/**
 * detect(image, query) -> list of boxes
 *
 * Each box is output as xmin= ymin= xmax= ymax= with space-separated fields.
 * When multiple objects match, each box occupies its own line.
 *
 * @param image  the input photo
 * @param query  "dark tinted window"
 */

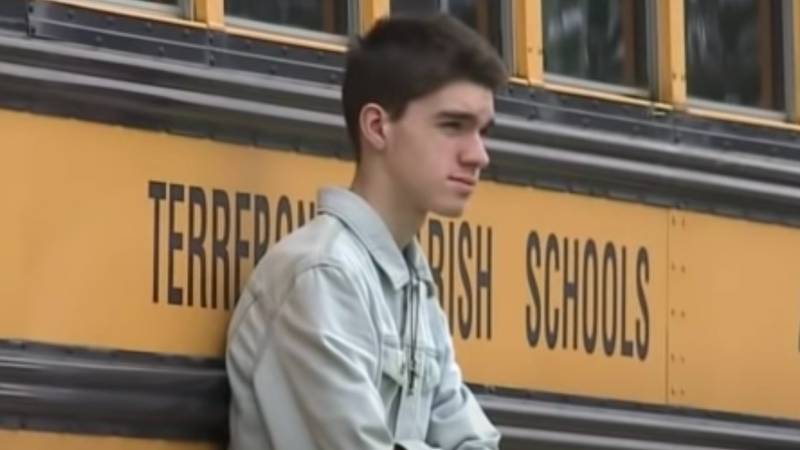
xmin=390 ymin=0 xmax=505 ymax=54
xmin=542 ymin=0 xmax=649 ymax=88
xmin=225 ymin=0 xmax=351 ymax=35
xmin=684 ymin=0 xmax=784 ymax=110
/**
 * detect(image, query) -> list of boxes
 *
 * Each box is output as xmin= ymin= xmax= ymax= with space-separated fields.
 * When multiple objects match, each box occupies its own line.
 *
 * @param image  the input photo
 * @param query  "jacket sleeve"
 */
xmin=251 ymin=262 xmax=396 ymax=450
xmin=422 ymin=307 xmax=501 ymax=450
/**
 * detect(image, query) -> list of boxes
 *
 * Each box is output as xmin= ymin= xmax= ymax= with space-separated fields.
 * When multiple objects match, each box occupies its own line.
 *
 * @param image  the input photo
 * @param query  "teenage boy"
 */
xmin=227 ymin=11 xmax=508 ymax=450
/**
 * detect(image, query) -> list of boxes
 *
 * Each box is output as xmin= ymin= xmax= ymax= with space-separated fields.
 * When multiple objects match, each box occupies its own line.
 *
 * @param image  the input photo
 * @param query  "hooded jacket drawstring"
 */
xmin=402 ymin=265 xmax=421 ymax=395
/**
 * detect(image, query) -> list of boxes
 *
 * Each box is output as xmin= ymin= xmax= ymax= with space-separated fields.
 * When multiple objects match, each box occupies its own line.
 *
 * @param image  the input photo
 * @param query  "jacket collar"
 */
xmin=317 ymin=186 xmax=433 ymax=290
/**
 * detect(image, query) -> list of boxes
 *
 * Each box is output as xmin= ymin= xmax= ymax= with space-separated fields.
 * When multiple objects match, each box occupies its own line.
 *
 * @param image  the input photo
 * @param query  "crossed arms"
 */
xmin=249 ymin=263 xmax=500 ymax=450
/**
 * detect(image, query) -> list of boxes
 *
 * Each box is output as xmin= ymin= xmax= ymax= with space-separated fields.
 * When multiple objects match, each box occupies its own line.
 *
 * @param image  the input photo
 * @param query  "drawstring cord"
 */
xmin=402 ymin=266 xmax=421 ymax=395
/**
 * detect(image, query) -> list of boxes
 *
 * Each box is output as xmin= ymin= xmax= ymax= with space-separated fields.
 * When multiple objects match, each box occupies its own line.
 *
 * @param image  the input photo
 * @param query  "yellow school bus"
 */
xmin=4 ymin=0 xmax=800 ymax=449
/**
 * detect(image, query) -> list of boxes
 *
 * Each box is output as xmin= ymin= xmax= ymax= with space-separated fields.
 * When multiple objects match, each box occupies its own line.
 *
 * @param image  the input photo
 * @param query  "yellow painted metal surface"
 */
xmin=6 ymin=109 xmax=800 ymax=420
xmin=0 ymin=430 xmax=217 ymax=450
xmin=438 ymin=183 xmax=669 ymax=403
xmin=668 ymin=211 xmax=800 ymax=421
xmin=0 ymin=110 xmax=669 ymax=405
xmin=0 ymin=112 xmax=351 ymax=357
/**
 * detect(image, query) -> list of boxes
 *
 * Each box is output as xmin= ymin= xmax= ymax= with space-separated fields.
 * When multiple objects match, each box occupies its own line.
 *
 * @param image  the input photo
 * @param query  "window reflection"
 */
xmin=390 ymin=0 xmax=505 ymax=53
xmin=542 ymin=0 xmax=649 ymax=88
xmin=684 ymin=0 xmax=784 ymax=110
xmin=390 ymin=0 xmax=437 ymax=14
xmin=138 ymin=0 xmax=178 ymax=6
xmin=225 ymin=0 xmax=351 ymax=35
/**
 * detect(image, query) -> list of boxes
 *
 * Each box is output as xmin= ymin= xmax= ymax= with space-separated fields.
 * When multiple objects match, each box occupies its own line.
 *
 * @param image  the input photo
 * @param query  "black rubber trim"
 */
xmin=0 ymin=340 xmax=228 ymax=441
xmin=3 ymin=34 xmax=800 ymax=228
xmin=6 ymin=0 xmax=800 ymax=165
xmin=4 ymin=4 xmax=800 ymax=226
xmin=0 ymin=0 xmax=27 ymax=34
xmin=3 ymin=339 xmax=800 ymax=449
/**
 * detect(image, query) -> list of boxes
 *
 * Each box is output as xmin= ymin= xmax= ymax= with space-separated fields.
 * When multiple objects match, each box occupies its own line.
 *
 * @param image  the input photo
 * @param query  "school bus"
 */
xmin=4 ymin=0 xmax=800 ymax=448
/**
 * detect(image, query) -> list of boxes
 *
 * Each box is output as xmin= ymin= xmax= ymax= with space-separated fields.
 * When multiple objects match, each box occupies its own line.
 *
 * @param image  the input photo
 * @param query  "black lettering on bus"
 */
xmin=212 ymin=189 xmax=231 ymax=310
xmin=476 ymin=224 xmax=492 ymax=339
xmin=582 ymin=239 xmax=598 ymax=354
xmin=254 ymin=195 xmax=270 ymax=263
xmin=149 ymin=181 xmax=317 ymax=311
xmin=457 ymin=222 xmax=473 ymax=339
xmin=601 ymin=243 xmax=618 ymax=357
xmin=296 ymin=197 xmax=314 ymax=228
xmin=525 ymin=231 xmax=541 ymax=347
xmin=428 ymin=218 xmax=445 ymax=325
xmin=167 ymin=184 xmax=184 ymax=307
xmin=636 ymin=248 xmax=650 ymax=360
xmin=276 ymin=195 xmax=292 ymax=242
xmin=544 ymin=234 xmax=559 ymax=349
xmin=188 ymin=186 xmax=207 ymax=308
xmin=620 ymin=247 xmax=634 ymax=358
xmin=425 ymin=218 xmax=492 ymax=340
xmin=525 ymin=231 xmax=651 ymax=361
xmin=234 ymin=192 xmax=251 ymax=303
xmin=563 ymin=237 xmax=579 ymax=351
xmin=148 ymin=181 xmax=166 ymax=304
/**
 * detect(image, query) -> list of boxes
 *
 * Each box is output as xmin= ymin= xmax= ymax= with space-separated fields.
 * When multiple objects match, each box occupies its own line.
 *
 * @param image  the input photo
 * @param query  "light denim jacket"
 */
xmin=226 ymin=186 xmax=500 ymax=450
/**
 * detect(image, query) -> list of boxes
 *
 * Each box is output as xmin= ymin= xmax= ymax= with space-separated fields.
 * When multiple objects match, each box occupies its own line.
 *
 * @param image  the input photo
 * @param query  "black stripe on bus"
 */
xmin=2 ymin=30 xmax=800 ymax=229
xmin=3 ymin=0 xmax=800 ymax=168
xmin=0 ymin=339 xmax=228 ymax=441
xmin=1 ymin=338 xmax=800 ymax=449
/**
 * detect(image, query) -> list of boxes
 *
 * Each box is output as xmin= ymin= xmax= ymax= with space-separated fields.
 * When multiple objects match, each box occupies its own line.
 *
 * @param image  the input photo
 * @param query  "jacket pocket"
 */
xmin=381 ymin=344 xmax=406 ymax=384
xmin=379 ymin=340 xmax=407 ymax=403
xmin=419 ymin=352 xmax=441 ymax=395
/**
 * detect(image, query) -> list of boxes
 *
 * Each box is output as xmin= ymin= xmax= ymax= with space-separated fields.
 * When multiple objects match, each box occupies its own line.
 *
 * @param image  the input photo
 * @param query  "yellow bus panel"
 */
xmin=0 ymin=430 xmax=216 ymax=450
xmin=0 ymin=112 xmax=352 ymax=357
xmin=442 ymin=181 xmax=668 ymax=403
xmin=668 ymin=210 xmax=800 ymax=421
xmin=0 ymin=109 xmax=669 ymax=405
xmin=0 ymin=139 xmax=33 ymax=332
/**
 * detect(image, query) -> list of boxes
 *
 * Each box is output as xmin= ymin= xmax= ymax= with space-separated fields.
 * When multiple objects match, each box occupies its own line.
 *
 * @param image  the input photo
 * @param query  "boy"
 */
xmin=227 ymin=11 xmax=508 ymax=450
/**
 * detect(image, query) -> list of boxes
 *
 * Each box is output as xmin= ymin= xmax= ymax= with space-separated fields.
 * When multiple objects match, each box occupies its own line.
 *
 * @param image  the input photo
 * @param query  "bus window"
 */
xmin=390 ymin=0 xmax=506 ymax=56
xmin=225 ymin=0 xmax=352 ymax=36
xmin=542 ymin=0 xmax=651 ymax=90
xmin=684 ymin=0 xmax=785 ymax=111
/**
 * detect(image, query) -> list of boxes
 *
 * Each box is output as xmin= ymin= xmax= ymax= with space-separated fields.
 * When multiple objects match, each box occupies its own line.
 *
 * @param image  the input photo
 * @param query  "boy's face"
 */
xmin=383 ymin=80 xmax=495 ymax=218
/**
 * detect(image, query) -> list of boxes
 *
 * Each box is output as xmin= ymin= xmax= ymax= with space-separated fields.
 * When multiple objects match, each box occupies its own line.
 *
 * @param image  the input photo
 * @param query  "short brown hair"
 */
xmin=341 ymin=12 xmax=508 ymax=161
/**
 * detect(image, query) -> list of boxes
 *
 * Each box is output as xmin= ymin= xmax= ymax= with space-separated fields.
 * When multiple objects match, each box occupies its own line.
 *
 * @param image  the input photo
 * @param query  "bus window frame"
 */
xmin=783 ymin=0 xmax=799 ymax=123
xmin=100 ymin=0 xmax=184 ymax=16
xmin=512 ymin=0 xmax=542 ymax=84
xmin=538 ymin=0 xmax=658 ymax=100
xmin=43 ymin=0 xmax=206 ymax=27
xmin=193 ymin=0 xmax=222 ymax=26
xmin=497 ymin=0 xmax=514 ymax=71
xmin=52 ymin=0 xmax=188 ymax=20
xmin=223 ymin=0 xmax=359 ymax=48
xmin=682 ymin=0 xmax=794 ymax=120
xmin=652 ymin=0 xmax=683 ymax=104
xmin=360 ymin=0 xmax=389 ymax=34
xmin=412 ymin=0 xmax=514 ymax=69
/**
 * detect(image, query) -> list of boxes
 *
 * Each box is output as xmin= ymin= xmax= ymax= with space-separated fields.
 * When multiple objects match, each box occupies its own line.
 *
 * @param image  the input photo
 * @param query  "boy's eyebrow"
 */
xmin=435 ymin=110 xmax=476 ymax=121
xmin=435 ymin=110 xmax=495 ymax=127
